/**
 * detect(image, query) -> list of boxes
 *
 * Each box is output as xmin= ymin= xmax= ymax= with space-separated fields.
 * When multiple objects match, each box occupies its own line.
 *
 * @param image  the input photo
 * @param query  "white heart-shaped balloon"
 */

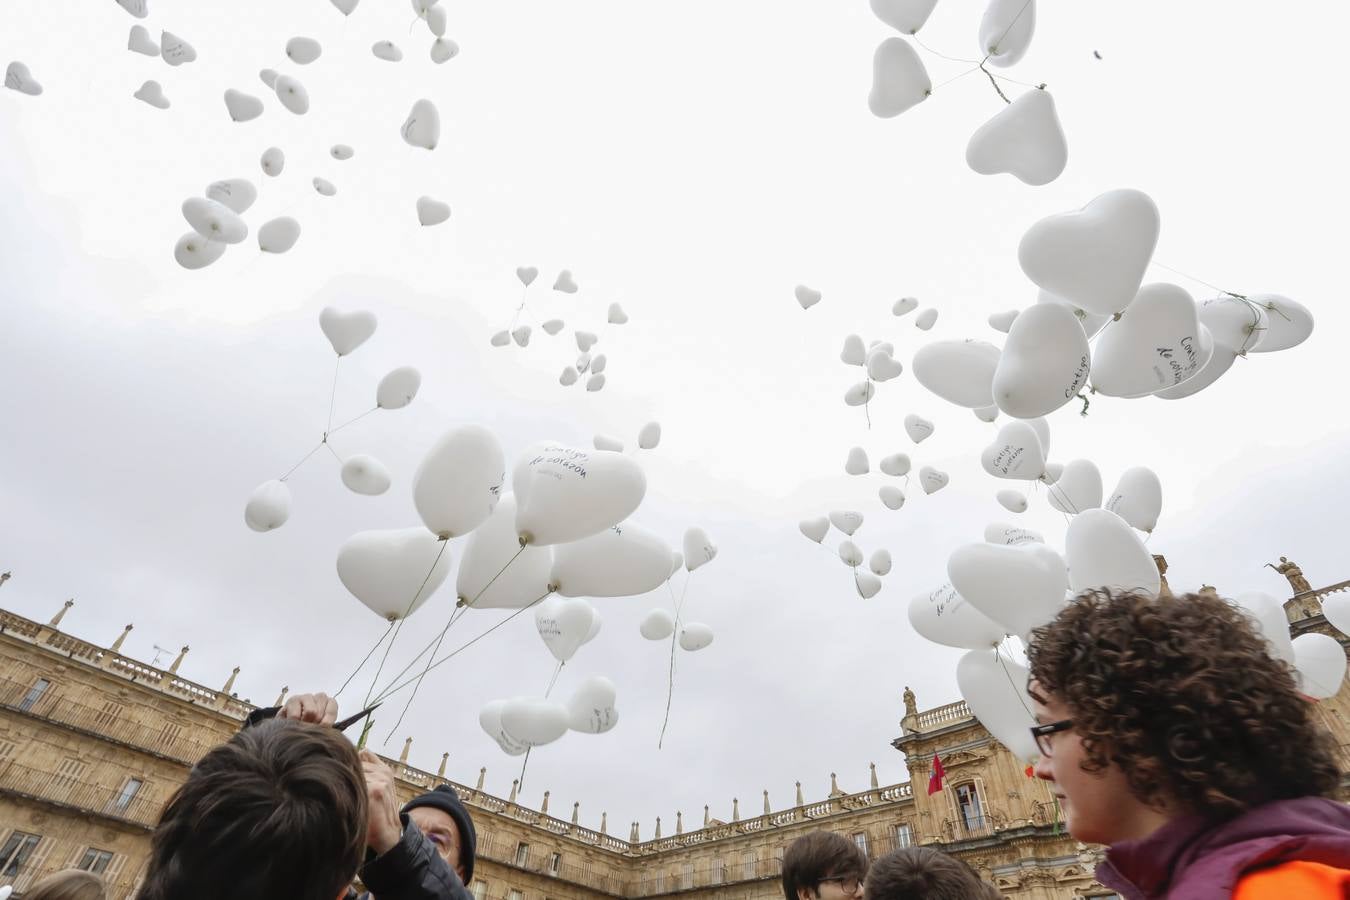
xmin=402 ymin=98 xmax=439 ymax=149
xmin=870 ymin=0 xmax=938 ymax=34
xmin=551 ymin=523 xmax=670 ymax=598
xmin=795 ymin=285 xmax=822 ymax=309
xmin=879 ymin=485 xmax=906 ymax=510
xmin=373 ymin=40 xmax=404 ymax=62
xmin=957 ymin=650 xmax=1039 ymax=762
xmin=259 ymin=68 xmax=279 ymax=89
xmin=258 ymin=217 xmax=300 ymax=253
xmin=913 ymin=340 xmax=1001 ymax=408
xmin=576 ymin=331 xmax=598 ymax=351
xmin=274 ymin=75 xmax=309 ymax=115
xmin=997 ymin=490 xmax=1027 ymax=513
xmin=993 ymin=302 xmax=1090 ymax=417
xmin=844 ymin=381 xmax=876 ymax=407
xmin=949 ymin=542 xmax=1067 ymax=636
xmin=903 ymin=414 xmax=934 ymax=443
xmin=183 ymin=197 xmax=247 ymax=244
xmin=870 ymin=549 xmax=892 ymax=576
xmin=336 ymin=527 xmax=452 ymax=620
xmin=840 ymin=334 xmax=866 ymax=366
xmin=1153 ymin=346 xmax=1234 ymax=400
xmin=607 ymin=303 xmax=629 ymax=325
xmin=1104 ymin=466 xmax=1161 ymax=533
xmin=559 ymin=366 xmax=578 ymax=385
xmin=683 ymin=527 xmax=717 ymax=572
xmin=286 ymin=36 xmax=322 ymax=64
xmin=799 ymin=517 xmax=830 ymax=543
xmin=340 ymin=454 xmax=391 ymax=495
xmin=866 ymin=347 xmax=904 ymax=381
xmin=135 ymin=80 xmax=170 ymax=109
xmin=1037 ymin=290 xmax=1111 ymax=338
xmin=974 ymin=405 xmax=999 ymax=423
xmin=413 ymin=425 xmax=505 ymax=539
xmin=966 ymin=88 xmax=1065 ymax=185
xmin=1046 ymin=458 xmax=1102 ymax=514
xmin=128 ymin=25 xmax=159 ymax=56
xmin=568 ymin=675 xmax=620 ymax=734
xmin=479 ymin=700 xmax=529 ymax=756
xmin=427 ymin=5 xmax=448 ymax=36
xmin=855 ymin=571 xmax=883 ymax=599
xmin=1092 ymin=283 xmax=1212 ymax=397
xmin=978 ymin=0 xmax=1036 ymax=67
xmin=838 ymin=541 xmax=864 ymax=568
xmin=829 ymin=510 xmax=863 ymax=535
xmin=534 ymin=595 xmax=595 ymax=663
xmin=173 ymin=232 xmax=224 ymax=269
xmin=987 ymin=309 xmax=1020 ymax=333
xmin=500 ymin=698 xmax=569 ymax=747
xmin=893 ymin=297 xmax=919 ymax=317
xmin=1018 ymin=189 xmax=1160 ymax=316
xmin=845 ymin=447 xmax=869 ymax=476
xmin=319 ymin=307 xmax=377 ymax=356
xmin=116 ymin=0 xmax=148 ymax=18
xmin=586 ymin=373 xmax=606 ymax=392
xmin=590 ymin=354 xmax=608 ymax=375
xmin=919 ymin=466 xmax=949 ymax=495
xmin=880 ymin=453 xmax=911 ymax=476
xmin=313 ymin=177 xmax=337 ymax=197
xmin=331 ymin=0 xmax=359 ymax=15
xmin=417 ymin=196 xmax=451 ymax=226
xmin=512 ymin=325 xmax=532 ymax=347
xmin=1041 ymin=462 xmax=1063 ymax=484
xmin=260 ymin=147 xmax=285 ymax=177
xmin=377 ymin=366 xmax=421 ymax=410
xmin=1292 ymin=633 xmax=1346 ymax=699
xmin=456 ymin=494 xmax=552 ymax=609
xmin=245 ymin=480 xmax=291 ymax=531
xmin=915 ymin=308 xmax=939 ymax=330
xmin=908 ymin=583 xmax=1005 ymax=650
xmin=1199 ymin=296 xmax=1267 ymax=354
xmin=984 ymin=522 xmax=1043 ymax=546
xmin=1065 ymin=508 xmax=1160 ymax=598
xmin=1323 ymin=593 xmax=1350 ymax=637
xmin=1235 ymin=591 xmax=1296 ymax=668
xmin=161 ymin=32 xmax=197 ymax=66
xmin=638 ymin=422 xmax=661 ymax=450
xmin=869 ymin=38 xmax=931 ymax=118
xmin=554 ymin=270 xmax=579 ymax=293
xmin=640 ymin=608 xmax=676 ymax=641
xmin=679 ymin=623 xmax=714 ymax=652
xmin=541 ymin=319 xmax=565 ymax=336
xmin=516 ymin=266 xmax=538 ymax=286
xmin=206 ymin=179 xmax=257 ymax=215
xmin=980 ymin=420 xmax=1047 ymax=481
xmin=1247 ymin=293 xmax=1314 ymax=353
xmin=593 ymin=435 xmax=624 ymax=453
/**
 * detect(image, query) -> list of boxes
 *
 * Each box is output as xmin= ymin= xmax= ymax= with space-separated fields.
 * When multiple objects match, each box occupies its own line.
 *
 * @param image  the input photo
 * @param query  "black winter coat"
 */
xmin=347 ymin=815 xmax=474 ymax=900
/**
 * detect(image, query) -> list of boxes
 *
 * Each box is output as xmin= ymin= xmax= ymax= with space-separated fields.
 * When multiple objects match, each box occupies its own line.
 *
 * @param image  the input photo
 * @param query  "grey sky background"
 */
xmin=3 ymin=1 xmax=1349 ymax=830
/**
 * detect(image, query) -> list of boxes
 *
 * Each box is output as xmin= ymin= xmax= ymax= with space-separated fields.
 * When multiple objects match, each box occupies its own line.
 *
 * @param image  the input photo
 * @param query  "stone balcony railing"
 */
xmin=0 ymin=759 xmax=162 ymax=829
xmin=911 ymin=699 xmax=972 ymax=732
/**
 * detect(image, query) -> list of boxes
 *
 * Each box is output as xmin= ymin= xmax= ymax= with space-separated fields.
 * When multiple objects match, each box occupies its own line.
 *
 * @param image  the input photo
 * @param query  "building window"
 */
xmin=852 ymin=831 xmax=869 ymax=856
xmin=111 ymin=778 xmax=143 ymax=814
xmin=19 ymin=678 xmax=50 ymax=712
xmin=470 ymin=882 xmax=486 ymax=900
xmin=893 ymin=822 xmax=913 ymax=849
xmin=78 ymin=848 xmax=115 ymax=874
xmin=711 ymin=857 xmax=724 ymax=884
xmin=741 ymin=850 xmax=756 ymax=880
xmin=514 ymin=842 xmax=529 ymax=867
xmin=507 ymin=890 xmax=524 ymax=900
xmin=547 ymin=851 xmax=561 ymax=875
xmin=681 ymin=861 xmax=693 ymax=889
xmin=956 ymin=783 xmax=985 ymax=833
xmin=0 ymin=831 xmax=41 ymax=877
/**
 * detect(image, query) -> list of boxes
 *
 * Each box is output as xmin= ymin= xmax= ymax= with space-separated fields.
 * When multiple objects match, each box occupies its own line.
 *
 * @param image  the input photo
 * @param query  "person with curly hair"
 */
xmin=1026 ymin=587 xmax=1350 ymax=899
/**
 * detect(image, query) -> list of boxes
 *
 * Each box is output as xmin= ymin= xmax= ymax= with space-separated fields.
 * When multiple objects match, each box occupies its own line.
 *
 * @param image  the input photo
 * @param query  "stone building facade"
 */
xmin=3 ymin=576 xmax=1348 ymax=899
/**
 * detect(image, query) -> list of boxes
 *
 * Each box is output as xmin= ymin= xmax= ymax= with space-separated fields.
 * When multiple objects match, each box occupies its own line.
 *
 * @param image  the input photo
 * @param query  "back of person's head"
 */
xmin=140 ymin=717 xmax=367 ymax=900
xmin=1027 ymin=588 xmax=1341 ymax=819
xmin=23 ymin=870 xmax=105 ymax=900
xmin=781 ymin=830 xmax=868 ymax=900
xmin=864 ymin=847 xmax=991 ymax=900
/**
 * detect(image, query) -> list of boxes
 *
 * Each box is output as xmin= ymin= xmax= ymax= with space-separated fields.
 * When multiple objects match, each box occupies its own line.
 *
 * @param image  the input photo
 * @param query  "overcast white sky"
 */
xmin=3 ymin=0 xmax=1349 ymax=832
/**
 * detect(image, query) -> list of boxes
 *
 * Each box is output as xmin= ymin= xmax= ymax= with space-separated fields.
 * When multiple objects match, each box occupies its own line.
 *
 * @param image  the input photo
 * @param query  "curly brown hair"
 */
xmin=1027 ymin=588 xmax=1341 ymax=819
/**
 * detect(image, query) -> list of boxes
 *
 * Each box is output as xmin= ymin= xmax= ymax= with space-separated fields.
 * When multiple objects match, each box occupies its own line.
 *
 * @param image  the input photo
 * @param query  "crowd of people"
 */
xmin=11 ymin=588 xmax=1350 ymax=899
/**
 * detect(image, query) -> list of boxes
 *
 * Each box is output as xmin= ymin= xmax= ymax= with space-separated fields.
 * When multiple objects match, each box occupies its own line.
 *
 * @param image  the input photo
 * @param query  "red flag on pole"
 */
xmin=927 ymin=754 xmax=946 ymax=795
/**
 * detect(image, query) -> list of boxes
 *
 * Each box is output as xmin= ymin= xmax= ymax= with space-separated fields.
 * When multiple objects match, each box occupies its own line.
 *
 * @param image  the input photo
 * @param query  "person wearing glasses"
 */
xmin=781 ymin=830 xmax=868 ymax=900
xmin=1027 ymin=588 xmax=1350 ymax=899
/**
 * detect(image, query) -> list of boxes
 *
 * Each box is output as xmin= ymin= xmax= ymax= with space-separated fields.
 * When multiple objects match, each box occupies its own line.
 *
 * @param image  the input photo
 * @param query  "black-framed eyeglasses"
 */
xmin=819 ymin=874 xmax=863 ymax=894
xmin=1029 ymin=719 xmax=1074 ymax=756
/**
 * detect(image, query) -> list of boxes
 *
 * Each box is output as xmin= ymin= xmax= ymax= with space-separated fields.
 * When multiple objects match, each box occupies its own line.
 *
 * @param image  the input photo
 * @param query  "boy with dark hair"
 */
xmin=781 ymin=830 xmax=868 ymax=900
xmin=139 ymin=717 xmax=367 ymax=900
xmin=864 ymin=846 xmax=997 ymax=899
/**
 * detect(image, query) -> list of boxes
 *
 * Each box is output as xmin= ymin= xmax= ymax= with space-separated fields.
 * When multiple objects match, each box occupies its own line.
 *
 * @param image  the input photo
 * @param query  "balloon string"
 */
xmin=333 ymin=619 xmax=397 ymax=699
xmin=324 ymin=442 xmax=344 ymax=466
xmin=326 ymin=356 xmax=342 ymax=434
xmin=911 ymin=34 xmax=980 ymax=65
xmin=994 ymin=646 xmax=1036 ymax=720
xmin=931 ymin=65 xmax=982 ymax=93
xmin=363 ymin=539 xmax=452 ymax=709
xmin=543 ymin=660 xmax=564 ymax=699
xmin=380 ymin=604 xmax=468 ymax=742
xmin=863 ymin=378 xmax=873 ymax=430
xmin=517 ymin=747 xmax=532 ymax=793
xmin=369 ymin=545 xmax=527 ymax=705
xmin=329 ymin=406 xmax=378 ymax=436
xmin=658 ymin=571 xmax=696 ymax=749
xmin=373 ymin=590 xmax=555 ymax=703
xmin=279 ymin=440 xmax=325 ymax=481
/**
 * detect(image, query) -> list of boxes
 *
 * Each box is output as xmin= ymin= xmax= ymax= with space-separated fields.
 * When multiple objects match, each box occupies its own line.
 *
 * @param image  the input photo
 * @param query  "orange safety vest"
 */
xmin=1233 ymin=860 xmax=1350 ymax=899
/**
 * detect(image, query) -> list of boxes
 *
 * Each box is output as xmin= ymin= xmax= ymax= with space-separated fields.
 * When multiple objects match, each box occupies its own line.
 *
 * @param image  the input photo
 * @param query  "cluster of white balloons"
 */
xmin=490 ymin=267 xmax=631 ymax=393
xmin=480 ymin=674 xmax=619 ymax=756
xmin=637 ymin=526 xmax=719 ymax=652
xmin=593 ymin=422 xmax=662 ymax=454
xmin=868 ymin=0 xmax=1067 ymax=186
xmin=799 ymin=511 xmax=892 ymax=599
xmin=175 ymin=177 xmax=297 ymax=269
xmin=244 ymin=307 xmax=421 ymax=532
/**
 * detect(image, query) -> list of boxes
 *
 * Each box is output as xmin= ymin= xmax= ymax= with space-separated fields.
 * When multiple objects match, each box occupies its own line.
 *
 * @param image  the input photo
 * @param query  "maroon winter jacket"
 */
xmin=1095 ymin=796 xmax=1350 ymax=899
